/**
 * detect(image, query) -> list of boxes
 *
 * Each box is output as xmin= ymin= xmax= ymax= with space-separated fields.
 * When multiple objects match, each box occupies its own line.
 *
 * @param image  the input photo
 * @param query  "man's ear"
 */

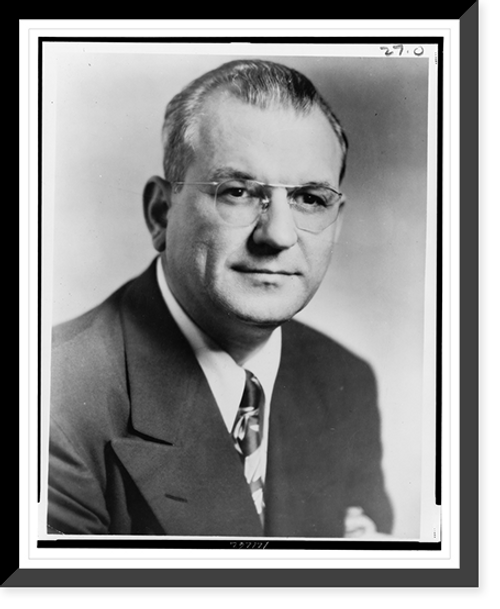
xmin=143 ymin=176 xmax=172 ymax=252
xmin=332 ymin=199 xmax=346 ymax=244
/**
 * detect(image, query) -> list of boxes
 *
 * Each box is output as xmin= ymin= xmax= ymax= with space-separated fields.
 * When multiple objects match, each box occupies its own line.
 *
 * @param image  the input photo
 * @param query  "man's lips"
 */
xmin=233 ymin=265 xmax=299 ymax=276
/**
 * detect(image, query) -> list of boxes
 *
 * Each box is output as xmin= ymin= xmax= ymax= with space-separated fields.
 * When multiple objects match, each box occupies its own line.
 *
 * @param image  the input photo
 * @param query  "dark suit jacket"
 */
xmin=48 ymin=260 xmax=393 ymax=537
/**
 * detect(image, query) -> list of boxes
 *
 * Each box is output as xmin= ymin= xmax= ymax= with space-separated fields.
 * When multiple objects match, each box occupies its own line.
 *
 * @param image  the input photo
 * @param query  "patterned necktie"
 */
xmin=231 ymin=369 xmax=265 ymax=526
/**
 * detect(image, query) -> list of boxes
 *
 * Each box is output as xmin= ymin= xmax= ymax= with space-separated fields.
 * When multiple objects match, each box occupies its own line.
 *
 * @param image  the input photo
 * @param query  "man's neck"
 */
xmin=201 ymin=317 xmax=276 ymax=366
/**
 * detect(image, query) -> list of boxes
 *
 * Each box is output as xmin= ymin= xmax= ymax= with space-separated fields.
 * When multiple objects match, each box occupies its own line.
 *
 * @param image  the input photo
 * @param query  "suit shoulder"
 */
xmin=50 ymin=280 xmax=134 ymax=430
xmin=52 ymin=279 xmax=132 ymax=349
xmin=284 ymin=319 xmax=374 ymax=376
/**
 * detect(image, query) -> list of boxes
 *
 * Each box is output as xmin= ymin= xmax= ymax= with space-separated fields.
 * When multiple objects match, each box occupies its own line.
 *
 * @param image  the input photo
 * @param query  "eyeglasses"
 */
xmin=173 ymin=179 xmax=344 ymax=233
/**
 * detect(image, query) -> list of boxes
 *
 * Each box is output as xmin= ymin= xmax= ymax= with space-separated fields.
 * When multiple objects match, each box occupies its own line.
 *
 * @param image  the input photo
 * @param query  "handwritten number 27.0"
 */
xmin=381 ymin=45 xmax=404 ymax=56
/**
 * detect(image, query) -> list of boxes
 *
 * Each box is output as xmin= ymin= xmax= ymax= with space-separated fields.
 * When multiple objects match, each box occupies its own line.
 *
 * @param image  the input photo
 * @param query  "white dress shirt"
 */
xmin=155 ymin=258 xmax=281 ymax=483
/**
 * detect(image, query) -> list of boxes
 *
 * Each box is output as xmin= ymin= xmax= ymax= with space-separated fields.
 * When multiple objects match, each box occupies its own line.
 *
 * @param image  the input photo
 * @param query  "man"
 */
xmin=48 ymin=59 xmax=393 ymax=538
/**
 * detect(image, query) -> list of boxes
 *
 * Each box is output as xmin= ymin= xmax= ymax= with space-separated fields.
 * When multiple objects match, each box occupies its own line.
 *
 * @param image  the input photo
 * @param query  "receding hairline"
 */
xmin=186 ymin=85 xmax=340 ymax=135
xmin=161 ymin=59 xmax=349 ymax=183
xmin=185 ymin=86 xmax=344 ymax=162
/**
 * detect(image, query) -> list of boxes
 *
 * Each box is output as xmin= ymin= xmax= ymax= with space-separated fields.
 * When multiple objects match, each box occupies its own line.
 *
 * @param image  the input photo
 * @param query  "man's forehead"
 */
xmin=186 ymin=90 xmax=343 ymax=184
xmin=195 ymin=88 xmax=323 ymax=133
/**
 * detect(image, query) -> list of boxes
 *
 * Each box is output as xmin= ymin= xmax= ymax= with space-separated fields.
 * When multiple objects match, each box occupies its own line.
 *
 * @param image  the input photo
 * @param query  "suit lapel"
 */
xmin=111 ymin=262 xmax=263 ymax=536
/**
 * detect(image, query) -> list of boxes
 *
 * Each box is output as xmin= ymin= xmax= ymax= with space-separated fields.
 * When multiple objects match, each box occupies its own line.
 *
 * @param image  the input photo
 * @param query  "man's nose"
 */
xmin=251 ymin=189 xmax=298 ymax=250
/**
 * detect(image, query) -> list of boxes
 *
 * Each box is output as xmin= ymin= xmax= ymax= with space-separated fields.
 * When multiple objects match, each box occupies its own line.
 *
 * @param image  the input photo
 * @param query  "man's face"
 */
xmin=163 ymin=91 xmax=344 ymax=338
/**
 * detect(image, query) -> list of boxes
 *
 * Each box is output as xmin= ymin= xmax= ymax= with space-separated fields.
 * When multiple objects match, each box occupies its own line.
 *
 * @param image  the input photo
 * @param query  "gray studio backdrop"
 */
xmin=46 ymin=48 xmax=432 ymax=540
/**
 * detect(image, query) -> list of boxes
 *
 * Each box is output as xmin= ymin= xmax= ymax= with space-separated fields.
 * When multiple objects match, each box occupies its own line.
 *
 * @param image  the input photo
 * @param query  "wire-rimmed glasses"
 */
xmin=173 ymin=179 xmax=344 ymax=233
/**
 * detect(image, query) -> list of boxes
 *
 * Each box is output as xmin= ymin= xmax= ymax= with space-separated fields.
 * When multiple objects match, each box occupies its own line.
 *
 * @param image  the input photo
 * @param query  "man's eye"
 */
xmin=295 ymin=191 xmax=327 ymax=207
xmin=218 ymin=182 xmax=249 ymax=197
xmin=225 ymin=188 xmax=246 ymax=198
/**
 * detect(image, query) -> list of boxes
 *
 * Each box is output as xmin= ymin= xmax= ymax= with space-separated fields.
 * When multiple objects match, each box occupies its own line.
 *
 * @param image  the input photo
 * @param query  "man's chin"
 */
xmin=238 ymin=314 xmax=291 ymax=329
xmin=226 ymin=303 xmax=300 ymax=329
xmin=209 ymin=288 xmax=310 ymax=331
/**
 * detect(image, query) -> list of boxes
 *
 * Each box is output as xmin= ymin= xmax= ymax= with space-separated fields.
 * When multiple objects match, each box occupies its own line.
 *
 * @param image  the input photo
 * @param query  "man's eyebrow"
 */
xmin=208 ymin=168 xmax=338 ymax=190
xmin=299 ymin=180 xmax=337 ymax=190
xmin=208 ymin=167 xmax=256 ymax=182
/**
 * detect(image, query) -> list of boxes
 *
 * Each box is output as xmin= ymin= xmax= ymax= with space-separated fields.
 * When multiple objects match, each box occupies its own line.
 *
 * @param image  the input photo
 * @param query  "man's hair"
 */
xmin=161 ymin=59 xmax=348 ymax=184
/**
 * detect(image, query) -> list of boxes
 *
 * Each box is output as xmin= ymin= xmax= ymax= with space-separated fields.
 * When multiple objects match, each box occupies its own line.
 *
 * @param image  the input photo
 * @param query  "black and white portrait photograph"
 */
xmin=35 ymin=39 xmax=441 ymax=547
xmin=12 ymin=4 xmax=497 ymax=602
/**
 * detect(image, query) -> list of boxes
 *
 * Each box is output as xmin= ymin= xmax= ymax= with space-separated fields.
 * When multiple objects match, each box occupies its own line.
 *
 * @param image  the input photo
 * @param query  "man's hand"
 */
xmin=343 ymin=506 xmax=394 ymax=539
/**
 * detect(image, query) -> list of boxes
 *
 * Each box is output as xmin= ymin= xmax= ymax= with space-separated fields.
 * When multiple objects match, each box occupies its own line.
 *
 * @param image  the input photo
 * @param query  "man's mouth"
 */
xmin=233 ymin=265 xmax=298 ymax=276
